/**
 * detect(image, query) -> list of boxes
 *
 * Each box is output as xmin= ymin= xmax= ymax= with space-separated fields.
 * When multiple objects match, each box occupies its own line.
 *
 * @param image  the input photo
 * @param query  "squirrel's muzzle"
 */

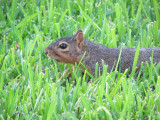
xmin=44 ymin=48 xmax=48 ymax=55
xmin=44 ymin=44 xmax=53 ymax=55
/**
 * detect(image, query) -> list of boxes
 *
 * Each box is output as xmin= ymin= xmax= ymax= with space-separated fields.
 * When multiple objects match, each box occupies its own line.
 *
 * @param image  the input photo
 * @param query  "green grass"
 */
xmin=0 ymin=0 xmax=160 ymax=119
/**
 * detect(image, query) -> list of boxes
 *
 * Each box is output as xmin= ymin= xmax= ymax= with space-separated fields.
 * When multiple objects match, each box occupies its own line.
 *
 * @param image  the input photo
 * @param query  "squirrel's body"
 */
xmin=44 ymin=30 xmax=160 ymax=75
xmin=81 ymin=39 xmax=160 ymax=74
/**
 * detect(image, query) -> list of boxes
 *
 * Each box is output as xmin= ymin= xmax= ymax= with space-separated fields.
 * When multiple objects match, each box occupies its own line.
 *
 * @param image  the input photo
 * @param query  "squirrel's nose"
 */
xmin=44 ymin=49 xmax=48 ymax=55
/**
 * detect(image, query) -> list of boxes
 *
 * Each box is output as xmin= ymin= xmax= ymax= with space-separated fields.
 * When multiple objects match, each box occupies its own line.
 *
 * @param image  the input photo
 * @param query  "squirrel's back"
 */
xmin=84 ymin=40 xmax=160 ymax=74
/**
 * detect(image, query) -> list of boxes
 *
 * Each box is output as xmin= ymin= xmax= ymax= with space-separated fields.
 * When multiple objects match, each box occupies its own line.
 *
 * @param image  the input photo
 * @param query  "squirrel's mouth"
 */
xmin=44 ymin=48 xmax=58 ymax=59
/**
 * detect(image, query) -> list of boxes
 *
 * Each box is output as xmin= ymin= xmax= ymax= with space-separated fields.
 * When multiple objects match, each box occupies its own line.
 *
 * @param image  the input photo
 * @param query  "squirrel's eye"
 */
xmin=59 ymin=43 xmax=67 ymax=49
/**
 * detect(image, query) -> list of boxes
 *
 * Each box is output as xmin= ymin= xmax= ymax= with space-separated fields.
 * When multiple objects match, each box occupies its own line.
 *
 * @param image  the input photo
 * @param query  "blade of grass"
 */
xmin=28 ymin=63 xmax=35 ymax=105
xmin=130 ymin=42 xmax=140 ymax=77
xmin=115 ymin=3 xmax=122 ymax=40
xmin=16 ymin=12 xmax=39 ymax=29
xmin=134 ymin=0 xmax=143 ymax=27
xmin=79 ymin=7 xmax=101 ymax=31
xmin=0 ymin=2 xmax=5 ymax=21
xmin=47 ymin=84 xmax=57 ymax=120
xmin=11 ymin=0 xmax=17 ymax=19
xmin=67 ymin=0 xmax=72 ymax=17
xmin=154 ymin=21 xmax=158 ymax=45
xmin=11 ymin=47 xmax=20 ymax=74
xmin=111 ymin=28 xmax=117 ymax=47
xmin=153 ymin=0 xmax=160 ymax=28
xmin=97 ymin=106 xmax=113 ymax=120
xmin=110 ymin=70 xmax=127 ymax=98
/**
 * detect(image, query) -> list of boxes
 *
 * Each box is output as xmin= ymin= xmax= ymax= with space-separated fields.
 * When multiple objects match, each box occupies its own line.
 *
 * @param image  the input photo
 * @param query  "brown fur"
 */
xmin=44 ymin=30 xmax=160 ymax=76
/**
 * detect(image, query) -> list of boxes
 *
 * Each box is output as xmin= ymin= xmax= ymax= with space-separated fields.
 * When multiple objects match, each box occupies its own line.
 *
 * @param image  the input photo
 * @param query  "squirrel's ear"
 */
xmin=76 ymin=32 xmax=84 ymax=43
xmin=76 ymin=29 xmax=83 ymax=36
xmin=76 ymin=32 xmax=85 ymax=49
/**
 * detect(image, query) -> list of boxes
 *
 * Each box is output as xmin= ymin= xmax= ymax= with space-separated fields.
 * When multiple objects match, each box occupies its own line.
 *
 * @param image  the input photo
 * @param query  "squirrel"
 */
xmin=44 ymin=29 xmax=160 ymax=76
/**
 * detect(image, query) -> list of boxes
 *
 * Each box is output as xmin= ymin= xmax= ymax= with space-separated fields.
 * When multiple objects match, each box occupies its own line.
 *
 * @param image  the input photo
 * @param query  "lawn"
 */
xmin=0 ymin=0 xmax=160 ymax=119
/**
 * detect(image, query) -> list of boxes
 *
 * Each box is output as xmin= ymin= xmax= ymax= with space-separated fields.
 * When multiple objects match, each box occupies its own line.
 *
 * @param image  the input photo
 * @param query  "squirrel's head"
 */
xmin=44 ymin=29 xmax=86 ymax=64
